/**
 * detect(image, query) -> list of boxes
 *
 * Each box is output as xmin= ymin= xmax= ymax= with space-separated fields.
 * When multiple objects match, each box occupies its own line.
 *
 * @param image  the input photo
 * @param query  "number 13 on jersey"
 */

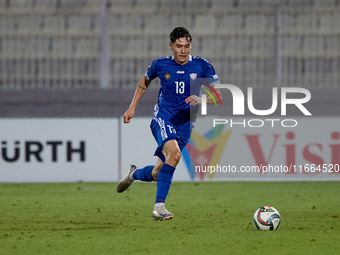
xmin=175 ymin=81 xmax=185 ymax=94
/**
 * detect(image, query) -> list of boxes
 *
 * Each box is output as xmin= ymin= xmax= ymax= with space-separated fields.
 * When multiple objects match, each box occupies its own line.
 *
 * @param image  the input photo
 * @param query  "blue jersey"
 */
xmin=145 ymin=55 xmax=220 ymax=131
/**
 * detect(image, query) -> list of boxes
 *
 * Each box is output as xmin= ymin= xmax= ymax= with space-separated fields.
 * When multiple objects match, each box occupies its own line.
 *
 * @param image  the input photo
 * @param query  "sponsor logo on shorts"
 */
xmin=158 ymin=118 xmax=168 ymax=140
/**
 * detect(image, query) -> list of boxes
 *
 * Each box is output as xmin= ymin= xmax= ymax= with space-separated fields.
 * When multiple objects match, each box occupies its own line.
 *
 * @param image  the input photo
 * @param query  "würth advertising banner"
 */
xmin=0 ymin=119 xmax=118 ymax=182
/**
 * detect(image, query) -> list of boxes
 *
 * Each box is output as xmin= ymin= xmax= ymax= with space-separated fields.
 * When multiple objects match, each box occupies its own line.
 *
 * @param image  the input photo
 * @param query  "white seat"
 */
xmin=217 ymin=14 xmax=243 ymax=35
xmin=8 ymin=0 xmax=34 ymax=11
xmin=211 ymin=0 xmax=235 ymax=12
xmin=0 ymin=16 xmax=14 ymax=35
xmin=320 ymin=14 xmax=332 ymax=33
xmin=17 ymin=16 xmax=41 ymax=34
xmin=281 ymin=13 xmax=297 ymax=34
xmin=282 ymin=35 xmax=301 ymax=56
xmin=171 ymin=15 xmax=191 ymax=29
xmin=133 ymin=0 xmax=158 ymax=14
xmin=120 ymin=15 xmax=141 ymax=35
xmin=245 ymin=14 xmax=269 ymax=34
xmin=110 ymin=0 xmax=134 ymax=13
xmin=144 ymin=15 xmax=168 ymax=35
xmin=35 ymin=37 xmax=49 ymax=58
xmin=82 ymin=0 xmax=101 ymax=13
xmin=200 ymin=36 xmax=221 ymax=58
xmin=76 ymin=37 xmax=99 ymax=58
xmin=2 ymin=38 xmax=16 ymax=58
xmin=302 ymin=35 xmax=322 ymax=56
xmin=34 ymin=0 xmax=56 ymax=12
xmin=44 ymin=16 xmax=65 ymax=35
xmin=193 ymin=15 xmax=216 ymax=35
xmin=314 ymin=0 xmax=337 ymax=7
xmin=55 ymin=38 xmax=75 ymax=58
xmin=332 ymin=15 xmax=340 ymax=33
xmin=187 ymin=0 xmax=211 ymax=12
xmin=68 ymin=15 xmax=92 ymax=35
xmin=296 ymin=14 xmax=318 ymax=33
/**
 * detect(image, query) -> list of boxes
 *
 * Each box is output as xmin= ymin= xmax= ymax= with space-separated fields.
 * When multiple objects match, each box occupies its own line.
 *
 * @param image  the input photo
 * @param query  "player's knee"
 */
xmin=166 ymin=149 xmax=181 ymax=166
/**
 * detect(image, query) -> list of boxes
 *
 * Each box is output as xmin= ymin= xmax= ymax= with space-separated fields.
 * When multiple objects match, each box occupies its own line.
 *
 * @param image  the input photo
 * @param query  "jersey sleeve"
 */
xmin=203 ymin=60 xmax=220 ymax=87
xmin=145 ymin=59 xmax=158 ymax=81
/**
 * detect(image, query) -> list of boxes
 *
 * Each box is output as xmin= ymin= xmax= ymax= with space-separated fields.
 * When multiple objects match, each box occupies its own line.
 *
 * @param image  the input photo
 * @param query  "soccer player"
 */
xmin=117 ymin=27 xmax=221 ymax=221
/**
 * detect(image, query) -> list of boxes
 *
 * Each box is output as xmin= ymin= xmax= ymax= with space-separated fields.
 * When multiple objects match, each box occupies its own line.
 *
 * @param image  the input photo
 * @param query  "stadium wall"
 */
xmin=1 ymin=87 xmax=340 ymax=118
xmin=1 ymin=116 xmax=340 ymax=183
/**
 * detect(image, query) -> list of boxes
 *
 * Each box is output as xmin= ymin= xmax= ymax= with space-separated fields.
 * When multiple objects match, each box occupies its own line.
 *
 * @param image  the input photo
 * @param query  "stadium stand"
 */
xmin=0 ymin=0 xmax=339 ymax=90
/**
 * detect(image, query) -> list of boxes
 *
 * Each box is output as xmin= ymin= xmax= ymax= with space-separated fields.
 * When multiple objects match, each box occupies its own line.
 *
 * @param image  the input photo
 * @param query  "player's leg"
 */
xmin=152 ymin=139 xmax=181 ymax=221
xmin=128 ymin=158 xmax=163 ymax=182
xmin=151 ymin=158 xmax=163 ymax=181
xmin=117 ymin=158 xmax=163 ymax=193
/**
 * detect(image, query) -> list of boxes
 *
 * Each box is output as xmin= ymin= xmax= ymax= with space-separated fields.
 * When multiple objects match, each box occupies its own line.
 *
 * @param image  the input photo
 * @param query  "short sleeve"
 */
xmin=145 ymin=59 xmax=158 ymax=81
xmin=203 ymin=60 xmax=220 ymax=87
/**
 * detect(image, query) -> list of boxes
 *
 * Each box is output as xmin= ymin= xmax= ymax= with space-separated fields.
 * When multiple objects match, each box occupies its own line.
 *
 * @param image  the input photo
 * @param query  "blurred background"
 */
xmin=0 ymin=0 xmax=339 ymax=182
xmin=0 ymin=0 xmax=339 ymax=117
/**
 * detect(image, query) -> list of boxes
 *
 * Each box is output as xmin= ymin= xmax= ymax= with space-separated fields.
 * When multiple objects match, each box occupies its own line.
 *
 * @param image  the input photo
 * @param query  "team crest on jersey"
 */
xmin=165 ymin=73 xmax=171 ymax=80
xmin=190 ymin=73 xmax=197 ymax=80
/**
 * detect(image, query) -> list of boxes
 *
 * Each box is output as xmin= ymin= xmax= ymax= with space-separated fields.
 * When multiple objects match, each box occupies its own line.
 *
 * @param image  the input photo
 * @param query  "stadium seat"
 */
xmin=51 ymin=38 xmax=70 ymax=58
xmin=281 ymin=13 xmax=297 ymax=34
xmin=82 ymin=0 xmax=101 ymax=13
xmin=75 ymin=37 xmax=99 ymax=58
xmin=282 ymin=35 xmax=301 ymax=56
xmin=320 ymin=13 xmax=340 ymax=34
xmin=119 ymin=15 xmax=142 ymax=35
xmin=0 ymin=17 xmax=13 ymax=35
xmin=34 ymin=0 xmax=57 ymax=12
xmin=110 ymin=0 xmax=134 ymax=13
xmin=193 ymin=15 xmax=216 ymax=35
xmin=296 ymin=14 xmax=318 ymax=33
xmin=44 ymin=16 xmax=65 ymax=35
xmin=313 ymin=0 xmax=337 ymax=7
xmin=218 ymin=14 xmax=244 ymax=35
xmin=171 ymin=15 xmax=191 ymax=29
xmin=2 ymin=37 xmax=16 ymax=58
xmin=211 ymin=0 xmax=235 ymax=12
xmin=324 ymin=35 xmax=339 ymax=57
xmin=16 ymin=15 xmax=41 ymax=34
xmin=68 ymin=15 xmax=97 ymax=35
xmin=286 ymin=0 xmax=313 ymax=7
xmin=144 ymin=15 xmax=169 ymax=35
xmin=133 ymin=0 xmax=158 ymax=14
xmin=245 ymin=14 xmax=270 ymax=35
xmin=186 ymin=0 xmax=212 ymax=12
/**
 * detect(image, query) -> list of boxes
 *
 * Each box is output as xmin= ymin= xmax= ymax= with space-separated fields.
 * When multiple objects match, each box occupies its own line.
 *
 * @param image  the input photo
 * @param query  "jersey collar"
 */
xmin=171 ymin=55 xmax=192 ymax=62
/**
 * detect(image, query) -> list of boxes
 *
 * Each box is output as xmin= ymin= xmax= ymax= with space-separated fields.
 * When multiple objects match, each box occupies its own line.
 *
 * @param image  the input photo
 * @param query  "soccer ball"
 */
xmin=253 ymin=206 xmax=281 ymax=231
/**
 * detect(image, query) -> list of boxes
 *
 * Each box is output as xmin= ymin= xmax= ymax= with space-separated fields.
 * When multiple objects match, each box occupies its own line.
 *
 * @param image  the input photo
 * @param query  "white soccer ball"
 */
xmin=253 ymin=206 xmax=281 ymax=231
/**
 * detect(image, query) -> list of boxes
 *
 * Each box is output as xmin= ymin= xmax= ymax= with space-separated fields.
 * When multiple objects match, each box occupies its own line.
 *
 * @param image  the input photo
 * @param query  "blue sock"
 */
xmin=133 ymin=165 xmax=154 ymax=182
xmin=155 ymin=163 xmax=175 ymax=204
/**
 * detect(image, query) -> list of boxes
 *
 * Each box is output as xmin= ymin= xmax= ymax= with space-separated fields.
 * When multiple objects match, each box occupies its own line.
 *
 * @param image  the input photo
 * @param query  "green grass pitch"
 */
xmin=1 ymin=181 xmax=340 ymax=255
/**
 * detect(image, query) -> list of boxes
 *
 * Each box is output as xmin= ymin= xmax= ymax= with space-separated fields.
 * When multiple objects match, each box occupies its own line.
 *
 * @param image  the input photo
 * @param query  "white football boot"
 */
xmin=152 ymin=203 xmax=173 ymax=221
xmin=116 ymin=165 xmax=138 ymax=193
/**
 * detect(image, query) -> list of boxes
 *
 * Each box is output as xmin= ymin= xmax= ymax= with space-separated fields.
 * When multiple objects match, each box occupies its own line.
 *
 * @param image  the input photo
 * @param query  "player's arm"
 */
xmin=123 ymin=76 xmax=151 ymax=123
xmin=185 ymin=88 xmax=222 ymax=106
xmin=206 ymin=88 xmax=222 ymax=104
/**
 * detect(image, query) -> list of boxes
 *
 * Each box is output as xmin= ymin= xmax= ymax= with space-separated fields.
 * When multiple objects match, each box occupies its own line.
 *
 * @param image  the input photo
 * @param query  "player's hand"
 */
xmin=123 ymin=107 xmax=135 ymax=123
xmin=185 ymin=95 xmax=201 ymax=106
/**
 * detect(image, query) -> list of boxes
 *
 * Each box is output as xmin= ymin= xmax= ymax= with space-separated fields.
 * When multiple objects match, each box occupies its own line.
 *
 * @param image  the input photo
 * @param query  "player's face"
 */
xmin=169 ymin=37 xmax=192 ymax=65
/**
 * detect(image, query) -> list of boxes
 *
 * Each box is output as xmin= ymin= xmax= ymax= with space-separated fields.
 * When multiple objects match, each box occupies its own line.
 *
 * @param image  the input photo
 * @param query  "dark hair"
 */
xmin=169 ymin=27 xmax=192 ymax=43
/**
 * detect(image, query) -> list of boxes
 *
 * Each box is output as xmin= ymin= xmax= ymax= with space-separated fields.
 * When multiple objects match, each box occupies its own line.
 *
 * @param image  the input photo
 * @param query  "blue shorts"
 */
xmin=150 ymin=116 xmax=191 ymax=162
